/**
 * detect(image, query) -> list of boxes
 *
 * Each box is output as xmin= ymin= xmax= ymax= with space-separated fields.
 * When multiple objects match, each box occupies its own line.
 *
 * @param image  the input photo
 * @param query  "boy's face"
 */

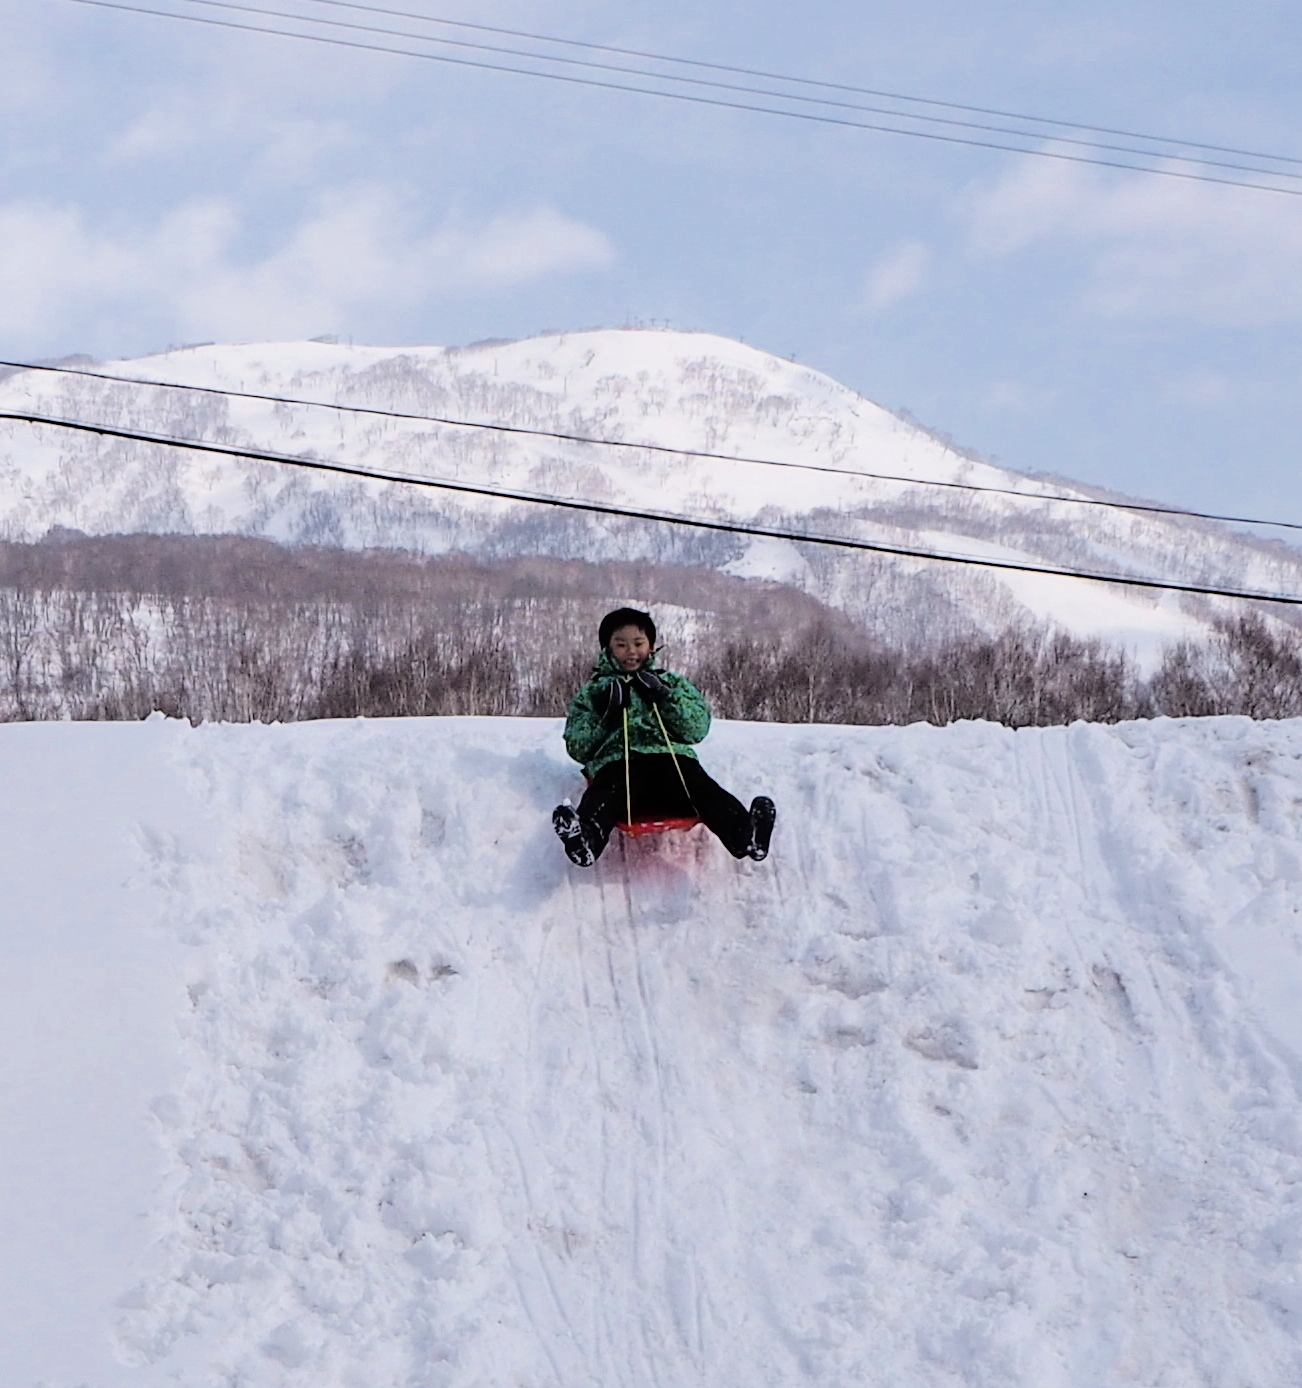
xmin=609 ymin=624 xmax=652 ymax=671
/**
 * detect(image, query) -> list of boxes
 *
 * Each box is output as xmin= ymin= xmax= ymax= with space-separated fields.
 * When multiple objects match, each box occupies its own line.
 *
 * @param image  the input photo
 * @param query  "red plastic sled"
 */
xmin=583 ymin=775 xmax=700 ymax=838
xmin=617 ymin=815 xmax=701 ymax=838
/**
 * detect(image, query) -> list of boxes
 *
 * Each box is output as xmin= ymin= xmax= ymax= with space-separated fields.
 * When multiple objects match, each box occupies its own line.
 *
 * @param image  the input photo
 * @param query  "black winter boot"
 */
xmin=747 ymin=797 xmax=776 ymax=861
xmin=553 ymin=803 xmax=597 ymax=867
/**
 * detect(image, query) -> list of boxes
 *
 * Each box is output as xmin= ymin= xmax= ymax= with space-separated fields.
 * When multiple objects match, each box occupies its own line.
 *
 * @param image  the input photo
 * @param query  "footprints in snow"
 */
xmin=800 ymin=940 xmax=1139 ymax=1070
xmin=386 ymin=957 xmax=460 ymax=988
xmin=904 ymin=1021 xmax=980 ymax=1071
xmin=800 ymin=935 xmax=981 ymax=1070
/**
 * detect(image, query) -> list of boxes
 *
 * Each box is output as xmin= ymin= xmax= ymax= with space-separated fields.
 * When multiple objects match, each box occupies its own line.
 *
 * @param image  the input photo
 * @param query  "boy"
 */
xmin=552 ymin=607 xmax=776 ymax=866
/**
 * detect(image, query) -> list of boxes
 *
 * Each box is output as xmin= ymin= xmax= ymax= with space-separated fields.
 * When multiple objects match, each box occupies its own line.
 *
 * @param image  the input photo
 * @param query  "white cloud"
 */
xmin=107 ymin=87 xmax=355 ymax=180
xmin=965 ymin=158 xmax=1302 ymax=326
xmin=0 ymin=189 xmax=615 ymax=351
xmin=862 ymin=240 xmax=930 ymax=310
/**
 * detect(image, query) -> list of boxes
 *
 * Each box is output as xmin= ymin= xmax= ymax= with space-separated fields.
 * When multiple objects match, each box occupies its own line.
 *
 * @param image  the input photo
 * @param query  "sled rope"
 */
xmin=622 ymin=703 xmax=633 ymax=826
xmin=653 ymin=702 xmax=699 ymax=815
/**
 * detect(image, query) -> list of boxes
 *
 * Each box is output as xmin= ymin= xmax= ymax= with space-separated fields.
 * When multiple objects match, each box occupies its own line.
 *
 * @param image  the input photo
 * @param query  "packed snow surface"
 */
xmin=5 ymin=712 xmax=1302 ymax=1386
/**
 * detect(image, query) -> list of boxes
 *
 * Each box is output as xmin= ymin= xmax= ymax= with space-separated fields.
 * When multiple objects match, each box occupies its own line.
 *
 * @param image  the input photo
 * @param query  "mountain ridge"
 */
xmin=1 ymin=327 xmax=1297 ymax=659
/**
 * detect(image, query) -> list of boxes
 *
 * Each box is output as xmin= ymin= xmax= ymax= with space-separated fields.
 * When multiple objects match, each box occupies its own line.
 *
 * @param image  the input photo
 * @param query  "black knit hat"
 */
xmin=598 ymin=607 xmax=656 ymax=649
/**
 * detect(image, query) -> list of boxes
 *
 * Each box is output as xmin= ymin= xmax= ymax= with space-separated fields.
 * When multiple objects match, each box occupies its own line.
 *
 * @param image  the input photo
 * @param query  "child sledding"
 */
xmin=552 ymin=607 xmax=776 ymax=866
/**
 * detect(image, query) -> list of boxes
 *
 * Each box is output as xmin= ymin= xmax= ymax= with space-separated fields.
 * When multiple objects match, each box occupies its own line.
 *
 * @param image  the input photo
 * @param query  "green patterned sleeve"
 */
xmin=563 ymin=679 xmax=609 ymax=765
xmin=657 ymin=673 xmax=712 ymax=745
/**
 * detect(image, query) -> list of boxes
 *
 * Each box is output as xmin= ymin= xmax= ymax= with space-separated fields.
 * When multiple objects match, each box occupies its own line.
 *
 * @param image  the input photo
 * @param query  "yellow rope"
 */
xmin=653 ymin=703 xmax=698 ymax=814
xmin=623 ymin=703 xmax=632 ymax=826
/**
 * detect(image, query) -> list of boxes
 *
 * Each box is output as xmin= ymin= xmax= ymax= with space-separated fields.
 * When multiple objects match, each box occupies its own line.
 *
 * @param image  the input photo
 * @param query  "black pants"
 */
xmin=579 ymin=754 xmax=752 ymax=859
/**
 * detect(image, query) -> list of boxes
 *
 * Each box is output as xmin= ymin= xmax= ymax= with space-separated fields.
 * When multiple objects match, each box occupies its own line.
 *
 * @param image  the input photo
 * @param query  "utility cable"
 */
xmin=284 ymin=0 xmax=1302 ymax=174
xmin=134 ymin=0 xmax=1302 ymax=184
xmin=56 ymin=0 xmax=1302 ymax=197
xmin=3 ymin=407 xmax=1300 ymax=607
xmin=3 ymin=355 xmax=1300 ymax=537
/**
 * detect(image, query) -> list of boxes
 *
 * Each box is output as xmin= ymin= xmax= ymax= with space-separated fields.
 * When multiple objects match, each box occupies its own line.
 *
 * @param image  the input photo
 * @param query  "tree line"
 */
xmin=3 ymin=585 xmax=1300 ymax=727
xmin=2 ymin=532 xmax=1301 ymax=727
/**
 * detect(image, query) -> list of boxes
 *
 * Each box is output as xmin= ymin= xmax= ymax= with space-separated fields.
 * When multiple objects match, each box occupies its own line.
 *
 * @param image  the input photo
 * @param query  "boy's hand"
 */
xmin=598 ymin=677 xmax=629 ymax=719
xmin=632 ymin=668 xmax=669 ymax=704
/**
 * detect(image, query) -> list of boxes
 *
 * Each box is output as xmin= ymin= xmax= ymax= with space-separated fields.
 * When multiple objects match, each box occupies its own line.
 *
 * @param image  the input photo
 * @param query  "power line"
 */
xmin=3 ymin=407 xmax=1300 ymax=607
xmin=57 ymin=0 xmax=1302 ymax=198
xmin=286 ymin=0 xmax=1302 ymax=174
xmin=4 ymin=355 xmax=1301 ymax=537
xmin=136 ymin=0 xmax=1302 ymax=185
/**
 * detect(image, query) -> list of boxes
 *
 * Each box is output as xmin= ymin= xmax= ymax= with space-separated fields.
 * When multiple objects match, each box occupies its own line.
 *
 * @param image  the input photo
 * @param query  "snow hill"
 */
xmin=3 ymin=329 xmax=1301 ymax=658
xmin=6 ymin=713 xmax=1302 ymax=1387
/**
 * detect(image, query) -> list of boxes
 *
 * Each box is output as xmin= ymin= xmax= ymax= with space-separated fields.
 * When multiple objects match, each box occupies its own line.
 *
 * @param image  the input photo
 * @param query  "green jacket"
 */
xmin=563 ymin=650 xmax=712 ymax=776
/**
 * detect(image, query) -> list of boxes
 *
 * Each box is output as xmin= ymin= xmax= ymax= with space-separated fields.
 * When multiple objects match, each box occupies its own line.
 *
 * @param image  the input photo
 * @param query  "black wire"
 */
xmin=3 ymin=407 xmax=1300 ymax=606
xmin=56 ymin=0 xmax=1302 ymax=197
xmin=4 ymin=355 xmax=1300 ymax=537
xmin=290 ymin=0 xmax=1302 ymax=173
xmin=153 ymin=0 xmax=1302 ymax=184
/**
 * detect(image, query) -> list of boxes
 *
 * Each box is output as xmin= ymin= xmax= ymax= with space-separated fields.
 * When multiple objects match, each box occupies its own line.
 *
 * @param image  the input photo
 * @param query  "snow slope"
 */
xmin=0 ymin=723 xmax=191 ymax=1388
xmin=6 ymin=712 xmax=1302 ymax=1387
xmin=2 ymin=329 xmax=1297 ymax=653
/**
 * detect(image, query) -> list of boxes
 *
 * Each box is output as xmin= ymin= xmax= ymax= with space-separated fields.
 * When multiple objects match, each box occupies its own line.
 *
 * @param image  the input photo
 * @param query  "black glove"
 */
xmin=632 ymin=667 xmax=669 ymax=705
xmin=598 ymin=677 xmax=629 ymax=720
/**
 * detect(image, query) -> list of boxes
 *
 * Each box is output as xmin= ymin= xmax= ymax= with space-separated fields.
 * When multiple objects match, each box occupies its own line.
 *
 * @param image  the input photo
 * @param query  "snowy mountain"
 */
xmin=3 ymin=329 xmax=1299 ymax=659
xmin=5 ymin=712 xmax=1302 ymax=1386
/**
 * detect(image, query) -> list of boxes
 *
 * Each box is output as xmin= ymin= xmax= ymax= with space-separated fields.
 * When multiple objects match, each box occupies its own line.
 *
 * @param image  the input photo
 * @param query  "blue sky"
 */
xmin=3 ymin=0 xmax=1302 ymax=525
